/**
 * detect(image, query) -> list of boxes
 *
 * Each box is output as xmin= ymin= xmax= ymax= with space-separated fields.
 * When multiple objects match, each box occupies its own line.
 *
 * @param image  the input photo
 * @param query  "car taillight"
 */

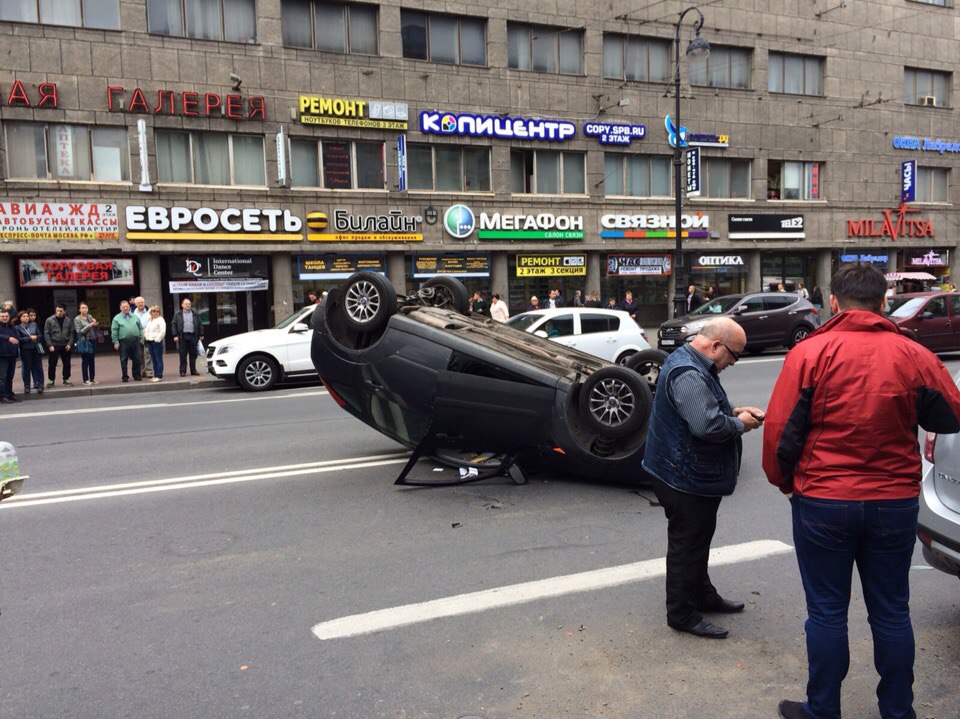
xmin=810 ymin=308 xmax=819 ymax=316
xmin=319 ymin=378 xmax=348 ymax=408
xmin=923 ymin=432 xmax=937 ymax=463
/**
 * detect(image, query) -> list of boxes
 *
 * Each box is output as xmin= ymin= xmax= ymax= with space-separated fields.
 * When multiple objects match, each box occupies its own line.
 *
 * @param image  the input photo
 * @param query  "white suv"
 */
xmin=506 ymin=308 xmax=651 ymax=364
xmin=206 ymin=305 xmax=319 ymax=391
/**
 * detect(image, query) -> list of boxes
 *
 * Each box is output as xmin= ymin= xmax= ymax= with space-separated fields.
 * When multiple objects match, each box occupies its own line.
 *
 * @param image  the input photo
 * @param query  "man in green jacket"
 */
xmin=111 ymin=300 xmax=143 ymax=382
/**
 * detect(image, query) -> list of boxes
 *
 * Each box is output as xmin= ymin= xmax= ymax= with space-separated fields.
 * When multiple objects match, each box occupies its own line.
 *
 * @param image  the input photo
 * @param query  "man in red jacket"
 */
xmin=763 ymin=263 xmax=960 ymax=719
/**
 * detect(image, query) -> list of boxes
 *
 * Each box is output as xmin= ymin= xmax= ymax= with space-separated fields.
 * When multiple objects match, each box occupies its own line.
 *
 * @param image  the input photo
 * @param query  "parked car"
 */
xmin=920 ymin=415 xmax=960 ymax=579
xmin=658 ymin=292 xmax=819 ymax=354
xmin=206 ymin=304 xmax=319 ymax=391
xmin=886 ymin=292 xmax=960 ymax=354
xmin=506 ymin=308 xmax=651 ymax=365
xmin=311 ymin=271 xmax=666 ymax=485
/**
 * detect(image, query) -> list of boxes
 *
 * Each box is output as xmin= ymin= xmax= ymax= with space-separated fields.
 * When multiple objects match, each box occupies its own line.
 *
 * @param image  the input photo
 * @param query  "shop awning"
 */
xmin=885 ymin=271 xmax=937 ymax=281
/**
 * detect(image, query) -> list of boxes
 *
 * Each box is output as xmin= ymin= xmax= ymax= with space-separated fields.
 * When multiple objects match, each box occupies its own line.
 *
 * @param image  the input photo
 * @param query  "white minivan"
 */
xmin=506 ymin=308 xmax=651 ymax=365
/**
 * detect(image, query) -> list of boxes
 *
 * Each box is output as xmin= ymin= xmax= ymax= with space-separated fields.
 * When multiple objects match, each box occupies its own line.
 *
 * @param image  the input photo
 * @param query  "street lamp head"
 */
xmin=686 ymin=32 xmax=710 ymax=59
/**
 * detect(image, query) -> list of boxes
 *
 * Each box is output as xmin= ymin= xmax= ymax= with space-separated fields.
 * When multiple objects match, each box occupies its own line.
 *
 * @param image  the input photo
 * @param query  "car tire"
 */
xmin=578 ymin=365 xmax=652 ymax=440
xmin=422 ymin=276 xmax=470 ymax=314
xmin=789 ymin=325 xmax=812 ymax=347
xmin=340 ymin=271 xmax=397 ymax=333
xmin=625 ymin=349 xmax=670 ymax=393
xmin=237 ymin=354 xmax=279 ymax=392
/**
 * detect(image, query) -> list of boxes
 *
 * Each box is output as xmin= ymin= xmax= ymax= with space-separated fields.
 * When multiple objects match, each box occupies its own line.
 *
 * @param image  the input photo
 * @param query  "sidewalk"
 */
xmin=12 ymin=351 xmax=218 ymax=401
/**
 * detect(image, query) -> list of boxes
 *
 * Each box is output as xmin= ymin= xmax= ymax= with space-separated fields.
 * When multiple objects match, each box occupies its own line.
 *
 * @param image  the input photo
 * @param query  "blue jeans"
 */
xmin=147 ymin=340 xmax=164 ymax=379
xmin=21 ymin=350 xmax=43 ymax=390
xmin=80 ymin=352 xmax=95 ymax=382
xmin=791 ymin=495 xmax=918 ymax=719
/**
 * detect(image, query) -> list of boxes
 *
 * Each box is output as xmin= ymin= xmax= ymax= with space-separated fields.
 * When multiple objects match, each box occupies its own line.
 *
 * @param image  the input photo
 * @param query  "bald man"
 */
xmin=642 ymin=318 xmax=765 ymax=639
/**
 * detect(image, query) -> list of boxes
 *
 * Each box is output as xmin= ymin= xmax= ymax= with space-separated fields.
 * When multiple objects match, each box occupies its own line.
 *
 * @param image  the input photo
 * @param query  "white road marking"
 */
xmin=0 ymin=389 xmax=326 ymax=420
xmin=311 ymin=539 xmax=794 ymax=640
xmin=0 ymin=452 xmax=409 ymax=509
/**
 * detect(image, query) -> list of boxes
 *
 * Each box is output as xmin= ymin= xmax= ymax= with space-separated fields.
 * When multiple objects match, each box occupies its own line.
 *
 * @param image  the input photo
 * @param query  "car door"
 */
xmin=732 ymin=295 xmax=768 ymax=345
xmin=577 ymin=313 xmax=618 ymax=360
xmin=539 ymin=314 xmax=578 ymax=351
xmin=919 ymin=296 xmax=952 ymax=352
xmin=762 ymin=295 xmax=797 ymax=345
xmin=949 ymin=295 xmax=960 ymax=351
xmin=280 ymin=307 xmax=317 ymax=373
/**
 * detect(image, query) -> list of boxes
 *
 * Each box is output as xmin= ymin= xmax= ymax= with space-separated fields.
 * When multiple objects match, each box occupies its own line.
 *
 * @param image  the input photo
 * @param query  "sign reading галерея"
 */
xmin=0 ymin=202 xmax=118 ymax=240
xmin=299 ymin=96 xmax=408 ymax=129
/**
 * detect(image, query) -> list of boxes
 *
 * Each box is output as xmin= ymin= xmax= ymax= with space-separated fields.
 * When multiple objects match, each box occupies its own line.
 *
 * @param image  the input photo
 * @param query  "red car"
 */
xmin=887 ymin=291 xmax=960 ymax=353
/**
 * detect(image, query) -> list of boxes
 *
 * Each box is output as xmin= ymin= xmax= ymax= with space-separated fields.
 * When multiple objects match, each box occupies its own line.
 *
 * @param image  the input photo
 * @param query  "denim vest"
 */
xmin=642 ymin=344 xmax=742 ymax=496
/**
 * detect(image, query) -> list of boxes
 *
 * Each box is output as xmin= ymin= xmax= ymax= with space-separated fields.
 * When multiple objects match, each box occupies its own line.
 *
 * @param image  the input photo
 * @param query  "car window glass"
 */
xmin=690 ymin=296 xmax=739 ymax=315
xmin=739 ymin=297 xmax=764 ymax=313
xmin=890 ymin=297 xmax=927 ymax=318
xmin=506 ymin=313 xmax=544 ymax=332
xmin=369 ymin=395 xmax=428 ymax=444
xmin=580 ymin=314 xmax=616 ymax=334
xmin=541 ymin=315 xmax=574 ymax=337
xmin=763 ymin=296 xmax=794 ymax=311
xmin=952 ymin=296 xmax=960 ymax=316
xmin=926 ymin=297 xmax=948 ymax=318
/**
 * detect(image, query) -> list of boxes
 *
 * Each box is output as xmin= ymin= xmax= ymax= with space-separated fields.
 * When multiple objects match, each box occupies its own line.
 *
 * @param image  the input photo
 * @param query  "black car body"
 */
xmin=311 ymin=272 xmax=658 ymax=484
xmin=658 ymin=292 xmax=819 ymax=354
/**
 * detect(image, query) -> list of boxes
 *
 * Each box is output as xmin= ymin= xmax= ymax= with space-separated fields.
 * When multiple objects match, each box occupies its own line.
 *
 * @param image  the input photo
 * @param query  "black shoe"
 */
xmin=133 ymin=377 xmax=142 ymax=381
xmin=778 ymin=700 xmax=808 ymax=719
xmin=190 ymin=371 xmax=200 ymax=376
xmin=122 ymin=377 xmax=129 ymax=383
xmin=9 ymin=396 xmax=20 ymax=402
xmin=698 ymin=596 xmax=745 ymax=614
xmin=668 ymin=618 xmax=728 ymax=639
xmin=0 ymin=398 xmax=12 ymax=404
xmin=180 ymin=372 xmax=186 ymax=377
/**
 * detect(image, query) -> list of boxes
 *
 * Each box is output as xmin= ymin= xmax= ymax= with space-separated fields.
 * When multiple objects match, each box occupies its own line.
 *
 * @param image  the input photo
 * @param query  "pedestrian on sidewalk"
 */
xmin=111 ymin=300 xmax=143 ymax=382
xmin=171 ymin=298 xmax=204 ymax=377
xmin=132 ymin=296 xmax=153 ymax=378
xmin=74 ymin=302 xmax=99 ymax=386
xmin=14 ymin=310 xmax=43 ymax=394
xmin=143 ymin=306 xmax=166 ymax=382
xmin=44 ymin=304 xmax=74 ymax=387
xmin=489 ymin=293 xmax=509 ymax=323
xmin=0 ymin=309 xmax=20 ymax=404
xmin=763 ymin=263 xmax=960 ymax=719
xmin=641 ymin=317 xmax=764 ymax=640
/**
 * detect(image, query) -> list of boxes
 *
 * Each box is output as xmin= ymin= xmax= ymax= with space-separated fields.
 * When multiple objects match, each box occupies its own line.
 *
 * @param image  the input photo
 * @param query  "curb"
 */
xmin=16 ymin=378 xmax=219 ymax=401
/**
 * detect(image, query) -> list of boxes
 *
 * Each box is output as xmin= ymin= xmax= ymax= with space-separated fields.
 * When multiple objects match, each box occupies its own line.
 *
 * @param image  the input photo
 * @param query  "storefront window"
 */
xmin=762 ymin=253 xmax=812 ymax=292
xmin=5 ymin=122 xmax=129 ymax=182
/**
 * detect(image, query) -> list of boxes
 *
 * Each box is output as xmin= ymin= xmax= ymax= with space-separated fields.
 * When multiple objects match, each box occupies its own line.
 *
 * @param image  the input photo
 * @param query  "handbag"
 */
xmin=35 ymin=340 xmax=45 ymax=356
xmin=77 ymin=337 xmax=95 ymax=354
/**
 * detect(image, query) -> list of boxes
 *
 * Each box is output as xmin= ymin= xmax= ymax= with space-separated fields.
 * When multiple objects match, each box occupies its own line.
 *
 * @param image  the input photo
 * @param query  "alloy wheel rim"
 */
xmin=588 ymin=378 xmax=636 ymax=427
xmin=795 ymin=329 xmax=809 ymax=341
xmin=245 ymin=360 xmax=272 ymax=387
xmin=636 ymin=361 xmax=660 ymax=387
xmin=345 ymin=281 xmax=381 ymax=324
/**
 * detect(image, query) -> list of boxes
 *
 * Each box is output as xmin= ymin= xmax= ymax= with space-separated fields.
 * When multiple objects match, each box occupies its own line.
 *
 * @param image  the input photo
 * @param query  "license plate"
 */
xmin=660 ymin=339 xmax=676 ymax=346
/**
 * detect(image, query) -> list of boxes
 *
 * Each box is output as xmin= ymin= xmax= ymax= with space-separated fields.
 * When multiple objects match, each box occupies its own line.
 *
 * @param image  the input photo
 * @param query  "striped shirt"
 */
xmin=666 ymin=346 xmax=745 ymax=441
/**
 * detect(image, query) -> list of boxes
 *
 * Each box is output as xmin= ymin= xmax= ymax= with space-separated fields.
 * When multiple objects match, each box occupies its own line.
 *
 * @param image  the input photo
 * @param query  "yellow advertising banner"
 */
xmin=516 ymin=254 xmax=587 ymax=277
xmin=308 ymin=232 xmax=423 ymax=242
xmin=299 ymin=116 xmax=407 ymax=130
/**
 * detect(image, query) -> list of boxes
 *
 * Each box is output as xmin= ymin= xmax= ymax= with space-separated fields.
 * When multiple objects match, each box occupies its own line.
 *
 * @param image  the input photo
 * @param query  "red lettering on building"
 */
xmin=225 ymin=94 xmax=242 ymax=119
xmin=105 ymin=86 xmax=264 ymax=119
xmin=37 ymin=82 xmax=58 ymax=108
xmin=128 ymin=88 xmax=149 ymax=113
xmin=7 ymin=81 xmax=29 ymax=106
xmin=182 ymin=92 xmax=199 ymax=116
xmin=846 ymin=204 xmax=933 ymax=241
xmin=107 ymin=86 xmax=123 ymax=110
xmin=249 ymin=96 xmax=265 ymax=120
xmin=153 ymin=90 xmax=175 ymax=114
xmin=205 ymin=93 xmax=222 ymax=116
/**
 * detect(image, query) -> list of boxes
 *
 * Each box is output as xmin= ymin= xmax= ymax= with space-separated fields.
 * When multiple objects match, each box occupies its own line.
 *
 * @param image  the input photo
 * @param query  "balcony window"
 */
xmin=289 ymin=139 xmax=384 ymax=189
xmin=147 ymin=0 xmax=256 ymax=42
xmin=5 ymin=122 xmax=129 ymax=181
xmin=768 ymin=52 xmax=823 ymax=96
xmin=904 ymin=67 xmax=950 ymax=107
xmin=281 ymin=1 xmax=377 ymax=54
xmin=156 ymin=130 xmax=265 ymax=186
xmin=602 ymin=34 xmax=670 ymax=82
xmin=407 ymin=144 xmax=491 ymax=192
xmin=0 ymin=0 xmax=119 ymax=28
xmin=508 ymin=22 xmax=583 ymax=75
xmin=400 ymin=10 xmax=486 ymax=66
xmin=603 ymin=154 xmax=671 ymax=197
xmin=767 ymin=160 xmax=821 ymax=200
xmin=511 ymin=150 xmax=585 ymax=194
xmin=689 ymin=45 xmax=750 ymax=89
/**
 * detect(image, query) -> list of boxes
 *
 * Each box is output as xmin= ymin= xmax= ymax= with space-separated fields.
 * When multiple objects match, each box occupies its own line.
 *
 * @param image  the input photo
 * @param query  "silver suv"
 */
xmin=920 ymin=416 xmax=960 ymax=579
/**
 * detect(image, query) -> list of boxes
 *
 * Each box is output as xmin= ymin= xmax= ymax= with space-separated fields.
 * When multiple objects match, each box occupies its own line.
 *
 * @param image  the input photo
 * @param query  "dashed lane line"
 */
xmin=311 ymin=539 xmax=794 ymax=640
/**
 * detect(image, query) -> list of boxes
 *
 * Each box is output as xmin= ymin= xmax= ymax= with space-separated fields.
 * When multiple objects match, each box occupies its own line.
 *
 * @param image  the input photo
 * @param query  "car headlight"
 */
xmin=680 ymin=319 xmax=708 ymax=334
xmin=216 ymin=344 xmax=234 ymax=355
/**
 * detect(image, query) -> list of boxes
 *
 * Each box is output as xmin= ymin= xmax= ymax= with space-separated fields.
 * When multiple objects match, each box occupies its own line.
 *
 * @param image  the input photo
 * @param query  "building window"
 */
xmin=904 ymin=67 xmax=950 ymax=107
xmin=601 ymin=34 xmax=670 ymax=82
xmin=767 ymin=160 xmax=821 ymax=200
xmin=400 ymin=10 xmax=486 ymax=66
xmin=910 ymin=0 xmax=948 ymax=6
xmin=407 ymin=144 xmax=490 ymax=192
xmin=916 ymin=166 xmax=948 ymax=202
xmin=0 ymin=0 xmax=119 ymax=28
xmin=603 ymin=154 xmax=671 ymax=197
xmin=147 ymin=0 xmax=256 ymax=42
xmin=507 ymin=22 xmax=583 ymax=75
xmin=689 ymin=45 xmax=750 ymax=89
xmin=701 ymin=158 xmax=751 ymax=198
xmin=289 ymin=139 xmax=384 ymax=189
xmin=156 ymin=130 xmax=264 ymax=186
xmin=768 ymin=52 xmax=823 ymax=96
xmin=511 ymin=150 xmax=585 ymax=194
xmin=281 ymin=1 xmax=377 ymax=54
xmin=5 ymin=122 xmax=129 ymax=181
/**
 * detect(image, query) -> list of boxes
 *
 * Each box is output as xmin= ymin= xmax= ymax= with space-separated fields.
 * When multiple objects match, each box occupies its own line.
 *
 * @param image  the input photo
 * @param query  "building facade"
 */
xmin=1 ymin=0 xmax=959 ymax=340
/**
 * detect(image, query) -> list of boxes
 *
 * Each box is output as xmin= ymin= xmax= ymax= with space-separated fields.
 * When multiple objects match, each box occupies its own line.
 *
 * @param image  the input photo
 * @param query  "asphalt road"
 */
xmin=2 ymin=353 xmax=959 ymax=719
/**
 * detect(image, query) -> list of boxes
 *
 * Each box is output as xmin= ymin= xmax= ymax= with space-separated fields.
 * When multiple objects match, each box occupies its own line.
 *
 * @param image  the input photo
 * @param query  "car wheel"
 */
xmin=422 ymin=276 xmax=470 ymax=314
xmin=625 ymin=349 xmax=669 ymax=394
xmin=237 ymin=354 xmax=279 ymax=392
xmin=578 ymin=366 xmax=652 ymax=440
xmin=790 ymin=325 xmax=812 ymax=347
xmin=616 ymin=350 xmax=636 ymax=366
xmin=340 ymin=271 xmax=397 ymax=333
xmin=746 ymin=345 xmax=764 ymax=356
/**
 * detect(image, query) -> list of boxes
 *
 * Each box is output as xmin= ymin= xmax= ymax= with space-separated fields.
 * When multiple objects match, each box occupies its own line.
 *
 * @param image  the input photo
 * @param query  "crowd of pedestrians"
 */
xmin=0 ymin=296 xmax=205 ymax=403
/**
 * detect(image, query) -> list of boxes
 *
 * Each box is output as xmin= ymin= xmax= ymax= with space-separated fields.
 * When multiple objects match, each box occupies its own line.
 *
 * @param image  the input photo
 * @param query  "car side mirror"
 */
xmin=534 ymin=330 xmax=549 ymax=339
xmin=920 ymin=312 xmax=934 ymax=321
xmin=732 ymin=305 xmax=744 ymax=315
xmin=291 ymin=322 xmax=310 ymax=333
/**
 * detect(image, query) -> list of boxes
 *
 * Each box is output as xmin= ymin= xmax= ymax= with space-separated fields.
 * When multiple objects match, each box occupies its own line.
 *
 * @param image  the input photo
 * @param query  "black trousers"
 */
xmin=0 ymin=355 xmax=15 ymax=399
xmin=178 ymin=334 xmax=199 ymax=374
xmin=652 ymin=476 xmax=723 ymax=626
xmin=118 ymin=338 xmax=141 ymax=380
xmin=47 ymin=347 xmax=71 ymax=381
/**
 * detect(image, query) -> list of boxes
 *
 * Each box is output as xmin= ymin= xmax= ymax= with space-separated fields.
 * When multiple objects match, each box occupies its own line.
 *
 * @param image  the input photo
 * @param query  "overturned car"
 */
xmin=311 ymin=272 xmax=664 ymax=485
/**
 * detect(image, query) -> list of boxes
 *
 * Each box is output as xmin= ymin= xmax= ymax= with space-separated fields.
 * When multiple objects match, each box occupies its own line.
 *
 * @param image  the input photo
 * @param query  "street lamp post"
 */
xmin=672 ymin=7 xmax=710 ymax=320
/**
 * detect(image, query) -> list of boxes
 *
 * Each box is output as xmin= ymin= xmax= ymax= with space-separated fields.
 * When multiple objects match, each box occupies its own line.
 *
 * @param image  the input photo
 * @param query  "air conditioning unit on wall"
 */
xmin=920 ymin=95 xmax=938 ymax=107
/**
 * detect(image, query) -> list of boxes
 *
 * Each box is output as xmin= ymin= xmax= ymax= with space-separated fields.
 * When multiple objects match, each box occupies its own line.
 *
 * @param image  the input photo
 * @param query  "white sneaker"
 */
xmin=91 ymin=380 xmax=99 ymax=384
xmin=151 ymin=377 xmax=161 ymax=382
xmin=83 ymin=380 xmax=91 ymax=386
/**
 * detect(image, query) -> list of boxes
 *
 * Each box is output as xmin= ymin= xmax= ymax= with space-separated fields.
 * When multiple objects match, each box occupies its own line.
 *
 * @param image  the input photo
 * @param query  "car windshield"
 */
xmin=689 ymin=297 xmax=741 ymax=315
xmin=884 ymin=296 xmax=911 ymax=315
xmin=275 ymin=308 xmax=312 ymax=329
xmin=506 ymin=313 xmax=545 ymax=332
xmin=889 ymin=297 xmax=927 ymax=318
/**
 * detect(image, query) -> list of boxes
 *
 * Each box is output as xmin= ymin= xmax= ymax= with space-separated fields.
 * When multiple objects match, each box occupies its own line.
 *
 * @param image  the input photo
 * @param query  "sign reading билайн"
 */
xmin=0 ymin=202 xmax=118 ymax=240
xmin=125 ymin=206 xmax=303 ymax=241
xmin=299 ymin=96 xmax=408 ymax=129
xmin=306 ymin=210 xmax=423 ymax=242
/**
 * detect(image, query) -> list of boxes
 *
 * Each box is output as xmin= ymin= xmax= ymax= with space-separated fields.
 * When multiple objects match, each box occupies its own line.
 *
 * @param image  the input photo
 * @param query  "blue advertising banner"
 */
xmin=901 ymin=160 xmax=916 ymax=203
xmin=397 ymin=135 xmax=407 ymax=192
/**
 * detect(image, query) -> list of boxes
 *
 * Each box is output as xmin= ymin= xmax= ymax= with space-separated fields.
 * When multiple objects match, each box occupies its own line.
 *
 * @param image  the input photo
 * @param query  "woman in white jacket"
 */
xmin=143 ymin=306 xmax=167 ymax=382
